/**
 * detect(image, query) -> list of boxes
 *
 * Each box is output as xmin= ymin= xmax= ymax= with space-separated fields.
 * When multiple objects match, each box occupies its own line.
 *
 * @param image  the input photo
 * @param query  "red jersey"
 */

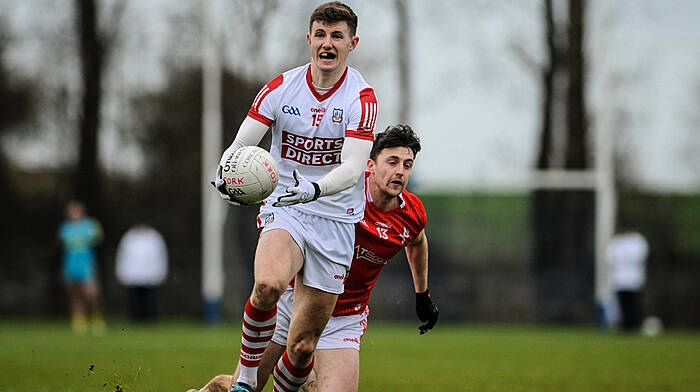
xmin=332 ymin=173 xmax=427 ymax=316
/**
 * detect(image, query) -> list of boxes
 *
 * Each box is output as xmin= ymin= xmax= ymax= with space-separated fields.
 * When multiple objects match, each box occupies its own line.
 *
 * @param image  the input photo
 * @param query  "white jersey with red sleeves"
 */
xmin=333 ymin=173 xmax=427 ymax=316
xmin=248 ymin=63 xmax=378 ymax=223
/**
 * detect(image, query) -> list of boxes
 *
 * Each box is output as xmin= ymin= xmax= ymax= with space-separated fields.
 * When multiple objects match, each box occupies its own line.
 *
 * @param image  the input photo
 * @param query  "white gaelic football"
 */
xmin=221 ymin=146 xmax=279 ymax=204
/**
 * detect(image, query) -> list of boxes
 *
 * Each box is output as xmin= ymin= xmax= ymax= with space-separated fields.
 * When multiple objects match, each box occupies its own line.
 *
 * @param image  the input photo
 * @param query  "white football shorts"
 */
xmin=271 ymin=289 xmax=369 ymax=351
xmin=258 ymin=204 xmax=354 ymax=294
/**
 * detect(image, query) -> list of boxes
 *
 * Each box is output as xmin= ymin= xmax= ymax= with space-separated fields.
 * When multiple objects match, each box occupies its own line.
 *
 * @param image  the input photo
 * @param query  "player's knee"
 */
xmin=252 ymin=280 xmax=284 ymax=308
xmin=210 ymin=375 xmax=233 ymax=392
xmin=202 ymin=374 xmax=233 ymax=392
xmin=288 ymin=339 xmax=315 ymax=364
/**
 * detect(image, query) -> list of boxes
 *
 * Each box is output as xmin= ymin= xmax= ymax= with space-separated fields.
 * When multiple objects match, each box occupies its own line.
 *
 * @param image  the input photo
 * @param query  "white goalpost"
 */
xmin=528 ymin=140 xmax=616 ymax=321
xmin=201 ymin=0 xmax=225 ymax=323
xmin=417 ymin=129 xmax=616 ymax=321
xmin=520 ymin=117 xmax=617 ymax=316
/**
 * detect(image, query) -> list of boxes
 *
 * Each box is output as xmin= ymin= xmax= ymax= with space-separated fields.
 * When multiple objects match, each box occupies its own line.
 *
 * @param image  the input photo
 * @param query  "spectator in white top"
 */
xmin=607 ymin=229 xmax=648 ymax=331
xmin=115 ymin=223 xmax=168 ymax=322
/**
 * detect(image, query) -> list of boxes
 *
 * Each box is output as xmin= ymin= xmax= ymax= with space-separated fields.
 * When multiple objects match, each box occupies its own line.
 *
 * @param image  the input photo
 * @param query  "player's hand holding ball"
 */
xmin=212 ymin=165 xmax=248 ymax=206
xmin=416 ymin=289 xmax=439 ymax=335
xmin=212 ymin=146 xmax=279 ymax=206
xmin=273 ymin=169 xmax=321 ymax=207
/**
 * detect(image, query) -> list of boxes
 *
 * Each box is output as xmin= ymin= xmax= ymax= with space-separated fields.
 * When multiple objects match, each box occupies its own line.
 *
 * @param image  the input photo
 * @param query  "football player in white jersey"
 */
xmin=211 ymin=3 xmax=378 ymax=392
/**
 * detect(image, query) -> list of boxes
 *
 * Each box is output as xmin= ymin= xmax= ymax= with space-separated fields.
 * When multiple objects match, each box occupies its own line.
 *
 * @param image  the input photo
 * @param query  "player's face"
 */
xmin=307 ymin=21 xmax=358 ymax=75
xmin=368 ymin=146 xmax=415 ymax=198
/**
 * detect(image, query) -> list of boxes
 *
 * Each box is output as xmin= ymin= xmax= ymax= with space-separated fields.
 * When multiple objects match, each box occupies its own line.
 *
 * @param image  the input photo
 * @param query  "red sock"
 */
xmin=237 ymin=298 xmax=277 ymax=388
xmin=272 ymin=350 xmax=314 ymax=392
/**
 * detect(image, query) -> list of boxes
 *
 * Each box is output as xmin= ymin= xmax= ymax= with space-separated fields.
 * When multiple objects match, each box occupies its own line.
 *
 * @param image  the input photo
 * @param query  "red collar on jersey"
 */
xmin=306 ymin=65 xmax=348 ymax=102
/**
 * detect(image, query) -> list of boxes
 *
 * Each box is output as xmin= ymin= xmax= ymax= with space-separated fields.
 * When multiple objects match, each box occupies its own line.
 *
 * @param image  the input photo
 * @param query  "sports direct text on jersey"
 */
xmin=282 ymin=130 xmax=343 ymax=166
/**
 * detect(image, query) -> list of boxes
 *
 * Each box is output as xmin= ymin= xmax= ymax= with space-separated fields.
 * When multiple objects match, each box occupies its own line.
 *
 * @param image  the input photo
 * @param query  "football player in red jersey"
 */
xmin=192 ymin=125 xmax=438 ymax=392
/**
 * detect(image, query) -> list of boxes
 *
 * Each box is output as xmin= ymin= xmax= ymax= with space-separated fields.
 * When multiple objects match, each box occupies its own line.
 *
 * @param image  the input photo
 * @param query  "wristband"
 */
xmin=416 ymin=289 xmax=431 ymax=304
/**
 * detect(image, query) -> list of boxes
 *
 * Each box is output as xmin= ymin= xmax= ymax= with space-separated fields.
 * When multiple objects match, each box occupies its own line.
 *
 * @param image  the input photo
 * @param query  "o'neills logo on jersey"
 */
xmin=354 ymin=245 xmax=389 ymax=265
xmin=281 ymin=130 xmax=343 ymax=166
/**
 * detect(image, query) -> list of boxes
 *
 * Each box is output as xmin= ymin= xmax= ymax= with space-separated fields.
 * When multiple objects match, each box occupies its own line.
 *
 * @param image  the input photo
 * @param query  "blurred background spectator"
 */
xmin=607 ymin=229 xmax=649 ymax=332
xmin=115 ymin=223 xmax=169 ymax=322
xmin=58 ymin=199 xmax=105 ymax=334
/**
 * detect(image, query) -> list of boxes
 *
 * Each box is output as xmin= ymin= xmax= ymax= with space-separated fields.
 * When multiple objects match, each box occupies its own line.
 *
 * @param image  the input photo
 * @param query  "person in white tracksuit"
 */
xmin=607 ymin=229 xmax=648 ymax=331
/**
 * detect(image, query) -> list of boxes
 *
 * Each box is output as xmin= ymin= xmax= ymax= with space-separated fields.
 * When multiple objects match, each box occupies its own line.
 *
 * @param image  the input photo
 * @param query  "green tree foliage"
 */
xmin=0 ymin=27 xmax=36 ymax=226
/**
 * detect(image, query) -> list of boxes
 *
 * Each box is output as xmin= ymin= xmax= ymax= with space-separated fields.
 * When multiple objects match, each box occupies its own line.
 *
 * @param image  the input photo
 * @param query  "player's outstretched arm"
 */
xmin=406 ymin=230 xmax=429 ymax=293
xmin=273 ymin=137 xmax=372 ymax=207
xmin=406 ymin=230 xmax=439 ymax=334
xmin=212 ymin=117 xmax=269 ymax=206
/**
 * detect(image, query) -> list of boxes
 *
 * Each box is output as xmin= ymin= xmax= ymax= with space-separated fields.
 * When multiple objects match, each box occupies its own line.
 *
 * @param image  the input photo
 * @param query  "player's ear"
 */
xmin=349 ymin=36 xmax=359 ymax=51
xmin=307 ymin=33 xmax=311 ymax=45
xmin=367 ymin=158 xmax=375 ymax=174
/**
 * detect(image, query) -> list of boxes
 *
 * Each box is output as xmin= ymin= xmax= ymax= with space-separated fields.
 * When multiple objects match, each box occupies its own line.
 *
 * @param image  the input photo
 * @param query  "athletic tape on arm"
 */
xmin=219 ymin=117 xmax=270 ymax=166
xmin=316 ymin=137 xmax=373 ymax=197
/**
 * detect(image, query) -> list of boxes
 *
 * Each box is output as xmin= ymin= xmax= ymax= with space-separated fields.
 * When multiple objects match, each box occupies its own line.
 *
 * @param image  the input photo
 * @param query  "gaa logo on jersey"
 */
xmin=282 ymin=105 xmax=301 ymax=116
xmin=332 ymin=108 xmax=343 ymax=123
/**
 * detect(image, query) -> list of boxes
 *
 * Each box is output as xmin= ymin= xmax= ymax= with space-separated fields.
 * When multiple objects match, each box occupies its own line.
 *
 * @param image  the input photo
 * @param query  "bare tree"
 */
xmin=74 ymin=0 xmax=102 ymax=211
xmin=535 ymin=0 xmax=559 ymax=170
xmin=395 ymin=0 xmax=411 ymax=124
xmin=532 ymin=0 xmax=594 ymax=323
xmin=225 ymin=0 xmax=281 ymax=79
xmin=74 ymin=0 xmax=126 ymax=216
xmin=565 ymin=0 xmax=588 ymax=170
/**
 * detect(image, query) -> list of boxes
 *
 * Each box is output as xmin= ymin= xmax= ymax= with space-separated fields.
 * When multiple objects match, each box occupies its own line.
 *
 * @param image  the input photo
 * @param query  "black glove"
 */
xmin=416 ymin=289 xmax=439 ymax=335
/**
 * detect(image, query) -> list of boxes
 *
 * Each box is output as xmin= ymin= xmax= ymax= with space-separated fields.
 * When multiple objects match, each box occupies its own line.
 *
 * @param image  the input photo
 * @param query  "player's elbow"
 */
xmin=349 ymin=156 xmax=368 ymax=182
xmin=347 ymin=165 xmax=364 ymax=187
xmin=341 ymin=137 xmax=372 ymax=186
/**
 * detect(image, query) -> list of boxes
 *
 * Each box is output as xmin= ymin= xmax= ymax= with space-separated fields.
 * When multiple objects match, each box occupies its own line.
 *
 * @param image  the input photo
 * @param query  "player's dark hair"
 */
xmin=309 ymin=2 xmax=358 ymax=36
xmin=370 ymin=124 xmax=421 ymax=160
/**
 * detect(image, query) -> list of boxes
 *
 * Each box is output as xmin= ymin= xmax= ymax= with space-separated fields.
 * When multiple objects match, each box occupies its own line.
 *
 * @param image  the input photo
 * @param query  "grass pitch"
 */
xmin=0 ymin=319 xmax=698 ymax=391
